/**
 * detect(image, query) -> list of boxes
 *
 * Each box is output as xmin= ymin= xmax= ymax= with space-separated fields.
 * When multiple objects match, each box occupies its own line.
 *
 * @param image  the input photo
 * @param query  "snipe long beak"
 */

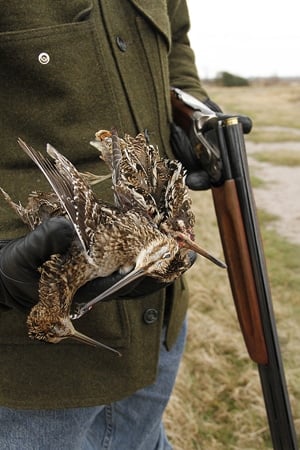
xmin=70 ymin=268 xmax=145 ymax=320
xmin=175 ymin=232 xmax=227 ymax=269
xmin=69 ymin=330 xmax=122 ymax=356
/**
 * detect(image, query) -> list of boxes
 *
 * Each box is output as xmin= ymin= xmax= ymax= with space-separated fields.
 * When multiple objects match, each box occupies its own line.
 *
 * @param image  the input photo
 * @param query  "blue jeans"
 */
xmin=0 ymin=321 xmax=186 ymax=450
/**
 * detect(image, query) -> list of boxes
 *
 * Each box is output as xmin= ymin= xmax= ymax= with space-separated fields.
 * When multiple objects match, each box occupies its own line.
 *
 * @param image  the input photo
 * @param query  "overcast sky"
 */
xmin=187 ymin=0 xmax=300 ymax=79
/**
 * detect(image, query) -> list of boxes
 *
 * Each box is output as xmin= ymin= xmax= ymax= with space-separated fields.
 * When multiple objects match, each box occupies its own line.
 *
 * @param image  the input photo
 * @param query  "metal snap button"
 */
xmin=116 ymin=36 xmax=127 ymax=52
xmin=143 ymin=308 xmax=159 ymax=324
xmin=38 ymin=52 xmax=50 ymax=65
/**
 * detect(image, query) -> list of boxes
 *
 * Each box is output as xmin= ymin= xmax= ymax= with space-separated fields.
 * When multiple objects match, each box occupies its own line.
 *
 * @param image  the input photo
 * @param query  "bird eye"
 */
xmin=162 ymin=252 xmax=171 ymax=259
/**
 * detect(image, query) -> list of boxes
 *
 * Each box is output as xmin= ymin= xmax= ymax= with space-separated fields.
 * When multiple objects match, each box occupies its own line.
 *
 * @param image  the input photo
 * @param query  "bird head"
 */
xmin=156 ymin=248 xmax=197 ymax=283
xmin=70 ymin=233 xmax=181 ymax=319
xmin=27 ymin=305 xmax=73 ymax=343
xmin=134 ymin=235 xmax=179 ymax=277
xmin=27 ymin=305 xmax=121 ymax=354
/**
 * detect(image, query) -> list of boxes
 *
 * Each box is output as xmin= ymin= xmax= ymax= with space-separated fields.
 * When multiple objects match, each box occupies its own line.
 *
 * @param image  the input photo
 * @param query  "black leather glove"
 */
xmin=186 ymin=97 xmax=222 ymax=190
xmin=171 ymin=97 xmax=252 ymax=191
xmin=203 ymin=98 xmax=223 ymax=114
xmin=0 ymin=217 xmax=74 ymax=310
xmin=0 ymin=217 xmax=168 ymax=312
xmin=204 ymin=98 xmax=252 ymax=133
xmin=170 ymin=121 xmax=212 ymax=190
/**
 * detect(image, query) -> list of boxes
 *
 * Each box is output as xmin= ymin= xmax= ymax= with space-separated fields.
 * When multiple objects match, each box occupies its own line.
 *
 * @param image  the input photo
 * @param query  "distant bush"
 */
xmin=216 ymin=71 xmax=250 ymax=87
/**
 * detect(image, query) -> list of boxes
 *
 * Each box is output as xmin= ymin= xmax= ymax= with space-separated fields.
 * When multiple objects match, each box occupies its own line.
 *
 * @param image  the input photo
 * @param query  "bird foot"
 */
xmin=70 ymin=302 xmax=92 ymax=320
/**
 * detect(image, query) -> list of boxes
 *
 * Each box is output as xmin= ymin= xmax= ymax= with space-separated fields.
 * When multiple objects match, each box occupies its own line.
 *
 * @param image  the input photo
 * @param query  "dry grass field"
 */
xmin=164 ymin=82 xmax=300 ymax=449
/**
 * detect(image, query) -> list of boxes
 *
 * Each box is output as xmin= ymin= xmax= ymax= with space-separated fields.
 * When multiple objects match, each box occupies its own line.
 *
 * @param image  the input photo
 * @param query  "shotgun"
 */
xmin=171 ymin=87 xmax=299 ymax=449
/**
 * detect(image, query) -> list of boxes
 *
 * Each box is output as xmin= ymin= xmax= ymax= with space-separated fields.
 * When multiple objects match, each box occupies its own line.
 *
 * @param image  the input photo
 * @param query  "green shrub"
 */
xmin=216 ymin=71 xmax=250 ymax=87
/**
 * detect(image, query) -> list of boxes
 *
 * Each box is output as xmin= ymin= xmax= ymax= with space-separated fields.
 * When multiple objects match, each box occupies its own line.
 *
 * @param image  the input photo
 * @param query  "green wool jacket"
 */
xmin=0 ymin=0 xmax=208 ymax=409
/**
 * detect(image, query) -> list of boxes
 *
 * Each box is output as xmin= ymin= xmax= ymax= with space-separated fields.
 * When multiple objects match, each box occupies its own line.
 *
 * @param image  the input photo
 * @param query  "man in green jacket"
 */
xmin=0 ymin=1 xmax=220 ymax=448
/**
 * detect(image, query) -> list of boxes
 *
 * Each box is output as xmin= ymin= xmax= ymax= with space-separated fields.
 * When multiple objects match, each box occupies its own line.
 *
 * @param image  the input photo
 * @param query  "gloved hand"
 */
xmin=185 ymin=97 xmax=223 ymax=191
xmin=0 ymin=217 xmax=74 ymax=310
xmin=0 ymin=217 xmax=168 ymax=312
xmin=170 ymin=121 xmax=212 ymax=190
xmin=203 ymin=97 xmax=223 ymax=114
xmin=171 ymin=97 xmax=252 ymax=191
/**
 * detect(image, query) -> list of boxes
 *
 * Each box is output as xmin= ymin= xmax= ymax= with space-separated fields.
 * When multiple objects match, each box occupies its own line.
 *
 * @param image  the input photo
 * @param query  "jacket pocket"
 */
xmin=0 ymin=299 xmax=130 ymax=348
xmin=0 ymin=1 xmax=122 ymax=167
xmin=0 ymin=0 xmax=93 ymax=33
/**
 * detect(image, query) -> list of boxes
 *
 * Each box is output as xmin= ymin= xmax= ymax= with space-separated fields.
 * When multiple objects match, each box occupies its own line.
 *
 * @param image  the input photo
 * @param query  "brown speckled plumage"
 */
xmin=0 ymin=130 xmax=225 ymax=352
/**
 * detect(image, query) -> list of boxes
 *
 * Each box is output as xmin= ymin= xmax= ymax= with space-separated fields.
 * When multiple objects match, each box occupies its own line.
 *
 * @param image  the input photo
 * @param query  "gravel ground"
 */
xmin=247 ymin=140 xmax=300 ymax=245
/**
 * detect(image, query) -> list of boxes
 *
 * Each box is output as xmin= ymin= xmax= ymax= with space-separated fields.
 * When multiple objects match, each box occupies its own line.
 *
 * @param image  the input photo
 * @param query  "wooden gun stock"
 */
xmin=212 ymin=180 xmax=268 ymax=364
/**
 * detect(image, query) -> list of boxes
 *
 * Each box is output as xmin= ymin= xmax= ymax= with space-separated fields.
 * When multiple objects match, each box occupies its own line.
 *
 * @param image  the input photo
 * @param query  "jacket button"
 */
xmin=38 ymin=52 xmax=50 ymax=64
xmin=116 ymin=36 xmax=127 ymax=52
xmin=143 ymin=308 xmax=159 ymax=324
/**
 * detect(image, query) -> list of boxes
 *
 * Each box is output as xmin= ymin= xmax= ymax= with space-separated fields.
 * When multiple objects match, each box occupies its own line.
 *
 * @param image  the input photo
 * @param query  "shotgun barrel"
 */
xmin=171 ymin=88 xmax=299 ymax=449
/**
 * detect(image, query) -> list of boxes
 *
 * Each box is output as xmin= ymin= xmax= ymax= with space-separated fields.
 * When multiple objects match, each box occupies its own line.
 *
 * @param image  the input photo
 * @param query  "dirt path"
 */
xmin=247 ymin=140 xmax=300 ymax=245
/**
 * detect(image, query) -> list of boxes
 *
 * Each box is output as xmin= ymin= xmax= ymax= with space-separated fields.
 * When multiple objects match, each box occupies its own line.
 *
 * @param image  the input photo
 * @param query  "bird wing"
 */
xmin=91 ymin=130 xmax=159 ymax=218
xmin=162 ymin=159 xmax=195 ymax=233
xmin=17 ymin=138 xmax=98 ymax=252
xmin=113 ymin=133 xmax=163 ymax=221
xmin=90 ymin=130 xmax=193 ymax=229
xmin=0 ymin=187 xmax=36 ymax=230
